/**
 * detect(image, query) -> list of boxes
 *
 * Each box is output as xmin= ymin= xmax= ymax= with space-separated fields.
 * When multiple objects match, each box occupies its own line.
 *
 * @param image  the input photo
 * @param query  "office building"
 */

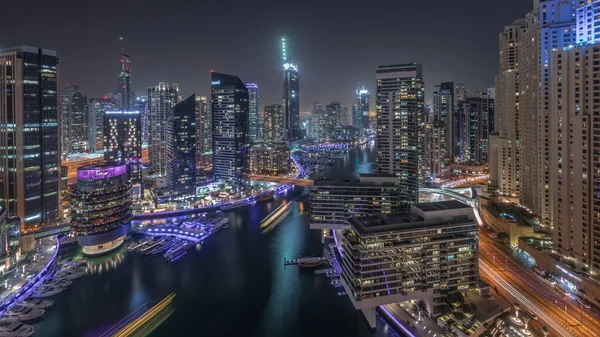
xmin=103 ymin=110 xmax=142 ymax=197
xmin=423 ymin=115 xmax=443 ymax=181
xmin=195 ymin=95 xmax=212 ymax=167
xmin=340 ymin=200 xmax=479 ymax=327
xmin=166 ymin=94 xmax=197 ymax=199
xmin=311 ymin=102 xmax=326 ymax=141
xmin=88 ymin=97 xmax=117 ymax=153
xmin=0 ymin=46 xmax=61 ymax=232
xmin=211 ymin=72 xmax=249 ymax=182
xmin=148 ymin=82 xmax=178 ymax=176
xmin=263 ymin=104 xmax=284 ymax=142
xmin=70 ymin=164 xmax=132 ymax=256
xmin=281 ymin=38 xmax=301 ymax=140
xmin=247 ymin=142 xmax=290 ymax=176
xmin=246 ymin=83 xmax=259 ymax=142
xmin=355 ymin=87 xmax=370 ymax=132
xmin=133 ymin=97 xmax=149 ymax=144
xmin=376 ymin=63 xmax=424 ymax=202
xmin=117 ymin=53 xmax=133 ymax=110
xmin=310 ymin=174 xmax=403 ymax=230
xmin=433 ymin=82 xmax=456 ymax=166
xmin=461 ymin=92 xmax=494 ymax=164
xmin=60 ymin=84 xmax=88 ymax=155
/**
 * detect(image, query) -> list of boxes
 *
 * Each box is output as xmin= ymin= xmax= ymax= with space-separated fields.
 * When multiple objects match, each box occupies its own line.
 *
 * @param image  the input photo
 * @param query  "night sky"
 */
xmin=2 ymin=0 xmax=531 ymax=111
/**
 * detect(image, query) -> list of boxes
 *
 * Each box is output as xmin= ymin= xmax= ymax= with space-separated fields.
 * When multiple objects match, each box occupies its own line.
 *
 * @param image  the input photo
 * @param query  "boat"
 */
xmin=298 ymin=257 xmax=325 ymax=268
xmin=164 ymin=241 xmax=196 ymax=262
xmin=54 ymin=269 xmax=85 ymax=280
xmin=127 ymin=237 xmax=153 ymax=251
xmin=211 ymin=217 xmax=230 ymax=233
xmin=138 ymin=237 xmax=166 ymax=253
xmin=18 ymin=300 xmax=52 ymax=309
xmin=337 ymin=291 xmax=346 ymax=296
xmin=317 ymin=165 xmax=324 ymax=171
xmin=255 ymin=191 xmax=274 ymax=203
xmin=32 ymin=285 xmax=63 ymax=298
xmin=220 ymin=199 xmax=250 ymax=211
xmin=0 ymin=321 xmax=34 ymax=337
xmin=145 ymin=238 xmax=180 ymax=256
xmin=43 ymin=278 xmax=72 ymax=288
xmin=2 ymin=306 xmax=44 ymax=322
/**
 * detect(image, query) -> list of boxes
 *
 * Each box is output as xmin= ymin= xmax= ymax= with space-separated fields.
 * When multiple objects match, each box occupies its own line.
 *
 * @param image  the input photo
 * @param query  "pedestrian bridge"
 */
xmin=419 ymin=186 xmax=478 ymax=207
xmin=247 ymin=175 xmax=315 ymax=187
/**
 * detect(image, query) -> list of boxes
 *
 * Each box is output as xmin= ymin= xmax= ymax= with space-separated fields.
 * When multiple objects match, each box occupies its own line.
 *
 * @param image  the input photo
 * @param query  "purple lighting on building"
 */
xmin=77 ymin=165 xmax=127 ymax=180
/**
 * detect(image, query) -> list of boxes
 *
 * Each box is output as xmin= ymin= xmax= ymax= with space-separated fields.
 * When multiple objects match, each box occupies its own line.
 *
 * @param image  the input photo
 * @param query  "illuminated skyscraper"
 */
xmin=133 ymin=96 xmax=149 ymax=145
xmin=88 ymin=97 xmax=117 ymax=153
xmin=61 ymin=84 xmax=88 ymax=155
xmin=376 ymin=63 xmax=424 ymax=202
xmin=433 ymin=82 xmax=455 ymax=166
xmin=264 ymin=104 xmax=284 ymax=142
xmin=195 ymin=95 xmax=212 ymax=167
xmin=246 ymin=83 xmax=259 ymax=142
xmin=117 ymin=53 xmax=132 ymax=110
xmin=211 ymin=72 xmax=249 ymax=182
xmin=148 ymin=82 xmax=179 ymax=176
xmin=167 ymin=94 xmax=197 ymax=198
xmin=0 ymin=46 xmax=61 ymax=232
xmin=353 ymin=87 xmax=370 ymax=132
xmin=280 ymin=38 xmax=301 ymax=140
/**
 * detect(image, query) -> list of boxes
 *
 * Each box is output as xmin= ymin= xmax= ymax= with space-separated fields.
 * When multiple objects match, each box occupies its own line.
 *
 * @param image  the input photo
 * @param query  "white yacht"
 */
xmin=32 ymin=285 xmax=63 ymax=298
xmin=2 ymin=306 xmax=44 ymax=322
xmin=19 ymin=299 xmax=53 ymax=309
xmin=0 ymin=321 xmax=34 ymax=337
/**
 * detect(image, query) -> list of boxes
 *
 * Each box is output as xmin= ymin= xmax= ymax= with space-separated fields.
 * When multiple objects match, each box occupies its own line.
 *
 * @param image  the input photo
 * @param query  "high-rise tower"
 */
xmin=376 ymin=63 xmax=424 ymax=202
xmin=148 ymin=82 xmax=179 ymax=176
xmin=0 ymin=46 xmax=61 ymax=232
xmin=246 ymin=83 xmax=259 ymax=142
xmin=281 ymin=38 xmax=301 ymax=140
xmin=353 ymin=87 xmax=370 ymax=132
xmin=117 ymin=52 xmax=132 ymax=110
xmin=61 ymin=84 xmax=88 ymax=155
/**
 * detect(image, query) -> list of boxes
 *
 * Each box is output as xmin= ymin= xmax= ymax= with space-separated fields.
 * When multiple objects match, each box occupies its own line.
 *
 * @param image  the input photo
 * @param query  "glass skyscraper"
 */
xmin=280 ymin=38 xmax=301 ymax=140
xmin=117 ymin=53 xmax=132 ymax=110
xmin=353 ymin=87 xmax=370 ymax=131
xmin=61 ymin=84 xmax=88 ymax=156
xmin=167 ymin=94 xmax=197 ymax=198
xmin=211 ymin=72 xmax=249 ymax=182
xmin=0 ymin=46 xmax=61 ymax=232
xmin=148 ymin=82 xmax=179 ymax=176
xmin=246 ymin=83 xmax=259 ymax=142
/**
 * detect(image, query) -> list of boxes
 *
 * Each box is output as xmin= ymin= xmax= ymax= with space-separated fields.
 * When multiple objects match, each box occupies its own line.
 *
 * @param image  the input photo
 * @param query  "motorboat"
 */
xmin=255 ymin=191 xmax=274 ymax=203
xmin=44 ymin=278 xmax=72 ymax=288
xmin=127 ymin=237 xmax=153 ymax=252
xmin=298 ymin=257 xmax=325 ymax=268
xmin=138 ymin=237 xmax=166 ymax=253
xmin=0 ymin=321 xmax=34 ymax=337
xmin=2 ymin=306 xmax=44 ymax=322
xmin=145 ymin=238 xmax=180 ymax=256
xmin=18 ymin=299 xmax=53 ymax=309
xmin=54 ymin=269 xmax=85 ymax=280
xmin=32 ymin=285 xmax=63 ymax=298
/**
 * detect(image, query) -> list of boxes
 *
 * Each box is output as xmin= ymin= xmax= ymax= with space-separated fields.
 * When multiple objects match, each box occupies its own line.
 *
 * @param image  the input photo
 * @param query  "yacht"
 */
xmin=0 ymin=321 xmax=34 ymax=337
xmin=127 ymin=237 xmax=153 ymax=252
xmin=298 ymin=257 xmax=325 ymax=268
xmin=145 ymin=238 xmax=180 ymax=256
xmin=220 ymin=199 xmax=250 ymax=211
xmin=32 ymin=285 xmax=63 ymax=298
xmin=255 ymin=191 xmax=274 ymax=203
xmin=2 ymin=306 xmax=44 ymax=322
xmin=211 ymin=217 xmax=230 ymax=233
xmin=44 ymin=278 xmax=72 ymax=288
xmin=19 ymin=300 xmax=53 ymax=309
xmin=138 ymin=237 xmax=166 ymax=253
xmin=54 ymin=269 xmax=85 ymax=280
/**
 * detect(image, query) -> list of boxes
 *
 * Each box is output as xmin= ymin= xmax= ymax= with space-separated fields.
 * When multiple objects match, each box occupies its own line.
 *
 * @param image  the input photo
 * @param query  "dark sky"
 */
xmin=2 ymin=0 xmax=531 ymax=111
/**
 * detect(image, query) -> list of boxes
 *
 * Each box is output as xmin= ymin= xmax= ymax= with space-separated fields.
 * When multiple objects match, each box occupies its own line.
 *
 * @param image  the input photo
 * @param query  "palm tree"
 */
xmin=411 ymin=300 xmax=429 ymax=322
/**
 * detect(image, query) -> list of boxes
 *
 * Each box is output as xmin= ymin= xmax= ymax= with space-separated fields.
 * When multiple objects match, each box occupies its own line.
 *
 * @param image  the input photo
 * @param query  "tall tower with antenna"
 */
xmin=280 ymin=37 xmax=300 ymax=140
xmin=117 ymin=37 xmax=132 ymax=110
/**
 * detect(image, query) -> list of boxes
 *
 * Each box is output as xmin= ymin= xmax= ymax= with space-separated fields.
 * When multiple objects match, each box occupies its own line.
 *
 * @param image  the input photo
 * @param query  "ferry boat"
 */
xmin=220 ymin=199 xmax=250 ymax=211
xmin=0 ymin=321 xmax=34 ymax=337
xmin=2 ymin=306 xmax=44 ymax=322
xmin=255 ymin=191 xmax=274 ymax=203
xmin=298 ymin=257 xmax=325 ymax=268
xmin=18 ymin=300 xmax=52 ymax=310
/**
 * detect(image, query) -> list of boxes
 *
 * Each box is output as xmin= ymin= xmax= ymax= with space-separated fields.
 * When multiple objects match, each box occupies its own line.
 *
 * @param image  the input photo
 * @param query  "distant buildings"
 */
xmin=433 ymin=82 xmax=456 ymax=166
xmin=167 ymin=94 xmax=197 ymax=199
xmin=311 ymin=102 xmax=325 ymax=141
xmin=103 ymin=110 xmax=142 ymax=197
xmin=263 ymin=104 xmax=284 ymax=142
xmin=461 ymin=91 xmax=494 ymax=164
xmin=0 ymin=46 xmax=61 ymax=232
xmin=88 ymin=97 xmax=116 ymax=153
xmin=247 ymin=142 xmax=290 ymax=176
xmin=246 ymin=83 xmax=259 ymax=142
xmin=61 ymin=84 xmax=88 ymax=155
xmin=195 ymin=95 xmax=212 ymax=167
xmin=310 ymin=174 xmax=403 ymax=230
xmin=353 ymin=87 xmax=370 ymax=132
xmin=423 ymin=114 xmax=443 ymax=181
xmin=70 ymin=164 xmax=131 ymax=255
xmin=133 ymin=96 xmax=149 ymax=145
xmin=281 ymin=38 xmax=301 ymax=140
xmin=148 ymin=82 xmax=179 ymax=176
xmin=375 ymin=63 xmax=423 ymax=201
xmin=211 ymin=72 xmax=249 ymax=182
xmin=340 ymin=200 xmax=479 ymax=327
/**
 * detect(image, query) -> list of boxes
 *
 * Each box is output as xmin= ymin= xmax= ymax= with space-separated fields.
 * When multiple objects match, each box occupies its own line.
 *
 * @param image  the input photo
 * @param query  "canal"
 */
xmin=35 ymin=141 xmax=398 ymax=337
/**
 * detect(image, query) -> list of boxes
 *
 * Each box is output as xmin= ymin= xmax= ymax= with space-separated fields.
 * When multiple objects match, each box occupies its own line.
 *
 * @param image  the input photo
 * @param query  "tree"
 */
xmin=411 ymin=300 xmax=429 ymax=322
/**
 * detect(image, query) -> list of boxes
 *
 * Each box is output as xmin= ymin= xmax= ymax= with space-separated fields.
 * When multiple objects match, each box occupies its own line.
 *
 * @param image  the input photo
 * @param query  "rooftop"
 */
xmin=313 ymin=174 xmax=398 ymax=187
xmin=413 ymin=200 xmax=470 ymax=212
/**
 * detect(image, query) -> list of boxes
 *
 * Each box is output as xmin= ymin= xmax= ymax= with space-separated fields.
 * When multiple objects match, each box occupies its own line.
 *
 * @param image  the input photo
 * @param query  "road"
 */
xmin=479 ymin=232 xmax=600 ymax=336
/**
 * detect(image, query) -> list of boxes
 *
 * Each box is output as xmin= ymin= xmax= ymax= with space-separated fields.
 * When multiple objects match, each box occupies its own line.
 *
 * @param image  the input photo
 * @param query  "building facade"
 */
xmin=70 ymin=164 xmax=131 ymax=256
xmin=376 ymin=63 xmax=424 ymax=202
xmin=310 ymin=174 xmax=403 ymax=230
xmin=88 ymin=97 xmax=116 ymax=153
xmin=462 ymin=92 xmax=494 ymax=164
xmin=263 ymin=104 xmax=284 ymax=142
xmin=167 ymin=94 xmax=197 ymax=199
xmin=148 ymin=82 xmax=179 ymax=176
xmin=211 ymin=72 xmax=249 ymax=182
xmin=433 ymin=82 xmax=455 ymax=166
xmin=117 ymin=53 xmax=133 ymax=110
xmin=247 ymin=142 xmax=290 ymax=176
xmin=246 ymin=83 xmax=259 ymax=142
xmin=60 ymin=84 xmax=88 ymax=155
xmin=195 ymin=95 xmax=212 ymax=167
xmin=0 ymin=46 xmax=61 ymax=232
xmin=339 ymin=200 xmax=479 ymax=327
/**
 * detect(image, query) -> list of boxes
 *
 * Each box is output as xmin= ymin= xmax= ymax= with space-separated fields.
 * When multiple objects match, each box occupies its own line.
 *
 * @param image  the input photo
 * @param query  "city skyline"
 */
xmin=0 ymin=0 xmax=530 ymax=110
